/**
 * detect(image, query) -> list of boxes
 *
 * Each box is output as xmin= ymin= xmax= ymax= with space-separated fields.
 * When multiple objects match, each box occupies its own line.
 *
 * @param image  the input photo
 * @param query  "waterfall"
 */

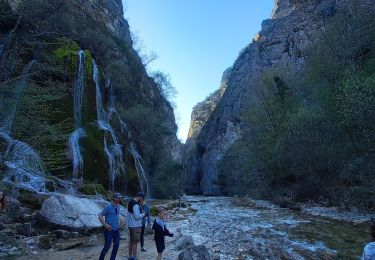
xmin=93 ymin=60 xmax=149 ymax=195
xmin=93 ymin=60 xmax=125 ymax=191
xmin=0 ymin=60 xmax=47 ymax=193
xmin=129 ymin=142 xmax=149 ymax=198
xmin=1 ymin=60 xmax=36 ymax=134
xmin=69 ymin=50 xmax=86 ymax=180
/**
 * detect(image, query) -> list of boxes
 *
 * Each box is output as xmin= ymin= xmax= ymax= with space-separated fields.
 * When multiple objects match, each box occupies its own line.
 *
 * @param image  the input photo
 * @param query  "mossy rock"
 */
xmin=18 ymin=189 xmax=47 ymax=210
xmin=78 ymin=183 xmax=106 ymax=196
xmin=52 ymin=37 xmax=80 ymax=75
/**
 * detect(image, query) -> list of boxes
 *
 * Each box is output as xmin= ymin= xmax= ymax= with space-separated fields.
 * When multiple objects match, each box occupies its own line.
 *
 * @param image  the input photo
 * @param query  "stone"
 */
xmin=38 ymin=194 xmax=111 ymax=231
xmin=70 ymin=231 xmax=79 ymax=238
xmin=54 ymin=229 xmax=70 ymax=239
xmin=174 ymin=235 xmax=195 ymax=251
xmin=17 ymin=223 xmax=33 ymax=237
xmin=85 ymin=234 xmax=98 ymax=247
xmin=54 ymin=238 xmax=86 ymax=251
xmin=38 ymin=235 xmax=53 ymax=249
xmin=178 ymin=245 xmax=212 ymax=260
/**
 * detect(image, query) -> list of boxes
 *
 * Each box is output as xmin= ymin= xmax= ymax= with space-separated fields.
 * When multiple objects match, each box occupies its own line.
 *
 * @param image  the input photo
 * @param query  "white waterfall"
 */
xmin=69 ymin=50 xmax=86 ymax=180
xmin=129 ymin=141 xmax=149 ymax=198
xmin=93 ymin=60 xmax=149 ymax=196
xmin=0 ymin=60 xmax=47 ymax=193
xmin=93 ymin=60 xmax=125 ymax=191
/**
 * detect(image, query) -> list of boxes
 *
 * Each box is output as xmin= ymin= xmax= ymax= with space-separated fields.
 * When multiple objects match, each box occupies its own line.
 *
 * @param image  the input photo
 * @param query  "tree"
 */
xmin=150 ymin=70 xmax=177 ymax=102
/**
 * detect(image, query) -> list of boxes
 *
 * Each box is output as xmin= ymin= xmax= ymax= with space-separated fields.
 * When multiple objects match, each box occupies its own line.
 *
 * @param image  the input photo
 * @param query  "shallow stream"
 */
xmin=170 ymin=196 xmax=371 ymax=259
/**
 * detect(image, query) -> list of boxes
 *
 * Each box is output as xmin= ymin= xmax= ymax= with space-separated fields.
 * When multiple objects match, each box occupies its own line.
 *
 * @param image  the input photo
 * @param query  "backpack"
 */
xmin=127 ymin=199 xmax=139 ymax=213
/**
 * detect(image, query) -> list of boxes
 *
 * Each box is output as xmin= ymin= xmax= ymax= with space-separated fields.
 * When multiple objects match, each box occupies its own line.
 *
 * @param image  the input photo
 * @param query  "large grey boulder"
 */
xmin=178 ymin=245 xmax=211 ymax=260
xmin=174 ymin=235 xmax=195 ymax=251
xmin=38 ymin=194 xmax=115 ymax=231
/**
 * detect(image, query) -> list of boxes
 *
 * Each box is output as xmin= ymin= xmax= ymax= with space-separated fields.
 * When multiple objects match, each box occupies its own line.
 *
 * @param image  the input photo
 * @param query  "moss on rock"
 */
xmin=78 ymin=183 xmax=106 ymax=195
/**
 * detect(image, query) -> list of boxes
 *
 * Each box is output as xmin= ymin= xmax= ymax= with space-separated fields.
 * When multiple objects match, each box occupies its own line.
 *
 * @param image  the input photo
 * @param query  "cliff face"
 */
xmin=0 ymin=0 xmax=181 ymax=196
xmin=183 ymin=68 xmax=230 ymax=194
xmin=185 ymin=0 xmax=373 ymax=195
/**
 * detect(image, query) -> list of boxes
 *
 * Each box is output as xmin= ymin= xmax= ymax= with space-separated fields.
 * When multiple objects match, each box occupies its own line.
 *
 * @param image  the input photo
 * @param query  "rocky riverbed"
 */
xmin=0 ymin=195 xmax=374 ymax=259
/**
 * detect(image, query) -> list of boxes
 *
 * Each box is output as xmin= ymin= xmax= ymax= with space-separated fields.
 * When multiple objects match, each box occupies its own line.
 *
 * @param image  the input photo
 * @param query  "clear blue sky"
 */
xmin=123 ymin=0 xmax=274 ymax=142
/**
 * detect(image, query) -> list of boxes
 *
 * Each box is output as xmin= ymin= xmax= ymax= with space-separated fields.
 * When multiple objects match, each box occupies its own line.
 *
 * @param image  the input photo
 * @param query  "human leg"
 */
xmin=140 ymin=225 xmax=145 ymax=250
xmin=110 ymin=230 xmax=120 ymax=260
xmin=99 ymin=230 xmax=112 ymax=260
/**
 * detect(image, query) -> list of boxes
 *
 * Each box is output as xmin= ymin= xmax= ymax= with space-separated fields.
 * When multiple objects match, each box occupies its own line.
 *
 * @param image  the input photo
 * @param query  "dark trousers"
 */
xmin=140 ymin=224 xmax=145 ymax=248
xmin=99 ymin=229 xmax=120 ymax=260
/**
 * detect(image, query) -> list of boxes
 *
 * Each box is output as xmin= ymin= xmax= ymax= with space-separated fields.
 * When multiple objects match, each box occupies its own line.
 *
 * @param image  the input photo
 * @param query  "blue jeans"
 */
xmin=99 ymin=229 xmax=120 ymax=260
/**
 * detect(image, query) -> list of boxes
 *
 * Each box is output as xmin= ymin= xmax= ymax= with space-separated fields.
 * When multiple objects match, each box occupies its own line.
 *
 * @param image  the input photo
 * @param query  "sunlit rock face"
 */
xmin=183 ymin=68 xmax=231 ymax=195
xmin=72 ymin=0 xmax=132 ymax=46
xmin=184 ymin=0 xmax=373 ymax=195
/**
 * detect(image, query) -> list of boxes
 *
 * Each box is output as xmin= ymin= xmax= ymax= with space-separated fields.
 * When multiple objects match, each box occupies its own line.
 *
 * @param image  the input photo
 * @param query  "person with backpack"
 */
xmin=98 ymin=192 xmax=123 ymax=260
xmin=126 ymin=192 xmax=146 ymax=260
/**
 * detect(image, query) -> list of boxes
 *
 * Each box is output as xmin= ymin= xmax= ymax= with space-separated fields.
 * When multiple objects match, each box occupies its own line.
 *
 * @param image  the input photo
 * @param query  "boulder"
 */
xmin=39 ymin=194 xmax=110 ymax=231
xmin=17 ymin=223 xmax=33 ymax=237
xmin=174 ymin=235 xmax=195 ymax=251
xmin=178 ymin=245 xmax=212 ymax=260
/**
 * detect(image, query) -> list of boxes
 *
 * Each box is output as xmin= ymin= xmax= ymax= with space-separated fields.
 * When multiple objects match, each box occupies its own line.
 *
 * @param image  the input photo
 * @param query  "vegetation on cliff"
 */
xmin=218 ymin=3 xmax=375 ymax=209
xmin=0 ymin=0 xmax=181 ymax=197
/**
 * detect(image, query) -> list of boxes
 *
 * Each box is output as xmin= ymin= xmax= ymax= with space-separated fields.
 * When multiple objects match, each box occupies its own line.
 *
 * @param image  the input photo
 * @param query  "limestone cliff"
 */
xmin=185 ymin=0 xmax=374 ymax=195
xmin=0 ymin=0 xmax=181 ymax=196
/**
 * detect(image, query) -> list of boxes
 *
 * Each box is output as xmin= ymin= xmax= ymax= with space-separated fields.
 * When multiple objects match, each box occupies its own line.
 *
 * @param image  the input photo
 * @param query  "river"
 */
xmin=169 ymin=196 xmax=372 ymax=260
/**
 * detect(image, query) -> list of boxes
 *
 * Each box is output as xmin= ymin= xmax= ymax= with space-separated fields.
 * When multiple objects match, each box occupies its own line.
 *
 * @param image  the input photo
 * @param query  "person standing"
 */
xmin=152 ymin=207 xmax=174 ymax=260
xmin=98 ymin=192 xmax=122 ymax=260
xmin=126 ymin=192 xmax=146 ymax=260
xmin=362 ymin=220 xmax=375 ymax=260
xmin=140 ymin=199 xmax=151 ymax=252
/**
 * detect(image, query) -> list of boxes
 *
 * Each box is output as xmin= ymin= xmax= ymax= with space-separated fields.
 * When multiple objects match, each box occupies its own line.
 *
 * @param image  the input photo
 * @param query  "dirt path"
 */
xmin=16 ymin=231 xmax=179 ymax=260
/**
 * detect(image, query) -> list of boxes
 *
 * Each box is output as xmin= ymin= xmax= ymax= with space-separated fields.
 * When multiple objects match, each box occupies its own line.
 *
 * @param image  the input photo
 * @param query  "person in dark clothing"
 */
xmin=140 ymin=199 xmax=151 ymax=252
xmin=152 ymin=207 xmax=173 ymax=260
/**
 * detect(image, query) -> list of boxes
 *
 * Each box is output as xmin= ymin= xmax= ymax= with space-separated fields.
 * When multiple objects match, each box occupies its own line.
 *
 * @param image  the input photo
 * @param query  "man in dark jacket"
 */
xmin=152 ymin=207 xmax=173 ymax=260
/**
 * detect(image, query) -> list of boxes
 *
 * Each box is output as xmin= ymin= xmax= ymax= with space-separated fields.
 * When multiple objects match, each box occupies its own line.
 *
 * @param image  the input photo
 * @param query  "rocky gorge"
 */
xmin=184 ymin=0 xmax=375 ymax=210
xmin=0 ymin=0 xmax=375 ymax=259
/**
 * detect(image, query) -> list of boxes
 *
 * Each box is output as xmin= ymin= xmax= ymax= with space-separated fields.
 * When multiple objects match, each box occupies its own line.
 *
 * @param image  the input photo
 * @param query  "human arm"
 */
xmin=98 ymin=209 xmax=112 ymax=231
xmin=164 ymin=222 xmax=173 ymax=237
xmin=144 ymin=205 xmax=151 ymax=225
xmin=133 ymin=204 xmax=145 ymax=220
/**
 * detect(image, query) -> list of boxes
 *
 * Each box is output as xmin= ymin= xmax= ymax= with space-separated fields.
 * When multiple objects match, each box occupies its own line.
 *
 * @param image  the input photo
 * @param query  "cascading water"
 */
xmin=1 ymin=60 xmax=36 ymax=134
xmin=119 ymin=118 xmax=149 ymax=196
xmin=129 ymin=141 xmax=149 ymax=197
xmin=93 ymin=60 xmax=125 ymax=191
xmin=0 ymin=60 xmax=47 ymax=193
xmin=69 ymin=50 xmax=86 ymax=180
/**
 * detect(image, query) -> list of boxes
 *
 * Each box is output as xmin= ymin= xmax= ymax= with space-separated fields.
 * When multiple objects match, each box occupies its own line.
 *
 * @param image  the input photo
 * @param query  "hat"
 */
xmin=113 ymin=192 xmax=123 ymax=199
xmin=136 ymin=192 xmax=145 ymax=199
